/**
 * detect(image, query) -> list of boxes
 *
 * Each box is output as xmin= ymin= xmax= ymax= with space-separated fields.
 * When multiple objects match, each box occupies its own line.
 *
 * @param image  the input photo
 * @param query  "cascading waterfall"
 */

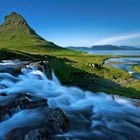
xmin=0 ymin=60 xmax=140 ymax=140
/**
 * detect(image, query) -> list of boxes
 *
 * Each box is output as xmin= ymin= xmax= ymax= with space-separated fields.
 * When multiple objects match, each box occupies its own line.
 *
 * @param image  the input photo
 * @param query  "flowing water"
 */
xmin=104 ymin=58 xmax=140 ymax=80
xmin=0 ymin=60 xmax=140 ymax=140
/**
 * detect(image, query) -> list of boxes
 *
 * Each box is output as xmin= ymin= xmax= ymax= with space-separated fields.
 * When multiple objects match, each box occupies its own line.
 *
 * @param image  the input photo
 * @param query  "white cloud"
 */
xmin=93 ymin=33 xmax=140 ymax=45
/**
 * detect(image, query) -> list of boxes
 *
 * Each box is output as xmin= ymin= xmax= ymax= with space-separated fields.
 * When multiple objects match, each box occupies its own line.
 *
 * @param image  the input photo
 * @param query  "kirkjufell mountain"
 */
xmin=0 ymin=12 xmax=61 ymax=50
xmin=0 ymin=12 xmax=37 ymax=34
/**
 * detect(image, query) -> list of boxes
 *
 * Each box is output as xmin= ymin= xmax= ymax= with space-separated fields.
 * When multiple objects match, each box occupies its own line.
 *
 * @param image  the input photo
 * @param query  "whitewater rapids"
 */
xmin=0 ymin=60 xmax=140 ymax=140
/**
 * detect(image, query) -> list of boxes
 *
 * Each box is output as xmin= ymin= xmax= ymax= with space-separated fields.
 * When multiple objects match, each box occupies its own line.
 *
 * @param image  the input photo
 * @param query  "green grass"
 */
xmin=0 ymin=14 xmax=140 ymax=99
xmin=0 ymin=48 xmax=140 ymax=99
xmin=0 ymin=32 xmax=82 ymax=56
xmin=0 ymin=30 xmax=140 ymax=99
xmin=48 ymin=54 xmax=140 ymax=99
xmin=132 ymin=66 xmax=140 ymax=73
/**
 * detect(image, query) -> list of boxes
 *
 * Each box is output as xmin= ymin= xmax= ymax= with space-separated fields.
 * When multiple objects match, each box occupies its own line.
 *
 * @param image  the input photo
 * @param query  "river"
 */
xmin=81 ymin=49 xmax=140 ymax=80
xmin=104 ymin=58 xmax=140 ymax=80
xmin=0 ymin=60 xmax=140 ymax=140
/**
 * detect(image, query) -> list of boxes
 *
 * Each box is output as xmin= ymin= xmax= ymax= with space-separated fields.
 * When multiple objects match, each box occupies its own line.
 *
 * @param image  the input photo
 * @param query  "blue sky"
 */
xmin=0 ymin=0 xmax=140 ymax=47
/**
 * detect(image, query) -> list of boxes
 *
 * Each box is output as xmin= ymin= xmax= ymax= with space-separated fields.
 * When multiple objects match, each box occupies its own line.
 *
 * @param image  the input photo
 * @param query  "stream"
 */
xmin=0 ymin=60 xmax=140 ymax=140
xmin=104 ymin=57 xmax=140 ymax=80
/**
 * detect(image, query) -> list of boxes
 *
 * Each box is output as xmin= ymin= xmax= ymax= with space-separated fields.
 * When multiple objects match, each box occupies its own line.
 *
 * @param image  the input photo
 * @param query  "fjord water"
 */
xmin=84 ymin=49 xmax=140 ymax=80
xmin=104 ymin=58 xmax=140 ymax=80
xmin=0 ymin=61 xmax=140 ymax=140
xmin=82 ymin=50 xmax=140 ymax=56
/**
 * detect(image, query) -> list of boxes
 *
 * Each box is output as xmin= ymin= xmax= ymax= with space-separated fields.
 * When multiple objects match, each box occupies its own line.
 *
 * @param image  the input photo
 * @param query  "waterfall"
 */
xmin=0 ymin=60 xmax=140 ymax=140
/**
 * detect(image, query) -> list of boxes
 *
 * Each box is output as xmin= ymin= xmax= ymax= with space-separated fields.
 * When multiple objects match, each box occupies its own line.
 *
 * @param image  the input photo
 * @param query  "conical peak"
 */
xmin=3 ymin=12 xmax=27 ymax=26
xmin=9 ymin=12 xmax=19 ymax=15
xmin=0 ymin=12 xmax=60 ymax=50
xmin=0 ymin=12 xmax=36 ymax=35
xmin=6 ymin=12 xmax=21 ymax=17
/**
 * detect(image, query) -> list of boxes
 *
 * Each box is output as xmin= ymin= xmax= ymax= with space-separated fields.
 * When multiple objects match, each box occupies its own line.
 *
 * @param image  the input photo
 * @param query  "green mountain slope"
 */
xmin=0 ymin=12 xmax=63 ymax=53
xmin=0 ymin=12 xmax=140 ymax=99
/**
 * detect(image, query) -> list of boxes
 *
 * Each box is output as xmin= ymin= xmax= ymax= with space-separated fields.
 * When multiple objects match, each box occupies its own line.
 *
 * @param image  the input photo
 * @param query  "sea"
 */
xmin=82 ymin=50 xmax=140 ymax=56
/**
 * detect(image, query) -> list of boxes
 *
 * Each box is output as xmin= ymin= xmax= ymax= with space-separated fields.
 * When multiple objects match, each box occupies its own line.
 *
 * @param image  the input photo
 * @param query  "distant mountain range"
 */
xmin=67 ymin=45 xmax=140 ymax=51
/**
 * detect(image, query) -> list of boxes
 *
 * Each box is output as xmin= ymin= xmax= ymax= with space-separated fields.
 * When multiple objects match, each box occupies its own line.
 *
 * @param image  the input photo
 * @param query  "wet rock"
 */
xmin=0 ymin=60 xmax=52 ymax=79
xmin=0 ymin=60 xmax=30 ymax=75
xmin=24 ymin=108 xmax=67 ymax=140
xmin=30 ymin=61 xmax=52 ymax=79
xmin=0 ymin=96 xmax=48 ymax=122
xmin=133 ymin=101 xmax=140 ymax=107
xmin=4 ymin=108 xmax=67 ymax=140
xmin=0 ymin=94 xmax=67 ymax=140
xmin=0 ymin=60 xmax=67 ymax=140
xmin=24 ymin=128 xmax=48 ymax=140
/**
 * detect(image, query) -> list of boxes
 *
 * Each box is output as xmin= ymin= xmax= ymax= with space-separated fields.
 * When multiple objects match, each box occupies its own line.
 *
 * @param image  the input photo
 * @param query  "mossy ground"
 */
xmin=132 ymin=66 xmax=140 ymax=73
xmin=0 ymin=48 xmax=140 ymax=99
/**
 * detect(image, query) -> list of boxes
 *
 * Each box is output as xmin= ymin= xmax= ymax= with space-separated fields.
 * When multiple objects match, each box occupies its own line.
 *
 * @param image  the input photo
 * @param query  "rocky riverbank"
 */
xmin=0 ymin=60 xmax=67 ymax=140
xmin=0 ymin=59 xmax=140 ymax=140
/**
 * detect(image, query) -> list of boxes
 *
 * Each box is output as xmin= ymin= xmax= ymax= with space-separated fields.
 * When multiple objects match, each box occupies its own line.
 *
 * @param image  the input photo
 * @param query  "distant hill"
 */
xmin=118 ymin=45 xmax=140 ymax=50
xmin=67 ymin=46 xmax=89 ymax=50
xmin=0 ymin=12 xmax=62 ymax=52
xmin=91 ymin=45 xmax=140 ymax=50
xmin=67 ymin=45 xmax=140 ymax=51
xmin=91 ymin=45 xmax=123 ymax=50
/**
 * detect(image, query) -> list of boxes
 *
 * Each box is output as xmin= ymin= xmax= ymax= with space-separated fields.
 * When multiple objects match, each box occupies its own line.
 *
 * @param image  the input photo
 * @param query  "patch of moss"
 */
xmin=132 ymin=66 xmax=140 ymax=73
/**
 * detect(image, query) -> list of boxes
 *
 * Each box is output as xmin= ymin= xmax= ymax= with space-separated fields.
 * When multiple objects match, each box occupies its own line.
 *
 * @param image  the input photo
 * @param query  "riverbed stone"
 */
xmin=0 ymin=92 xmax=67 ymax=140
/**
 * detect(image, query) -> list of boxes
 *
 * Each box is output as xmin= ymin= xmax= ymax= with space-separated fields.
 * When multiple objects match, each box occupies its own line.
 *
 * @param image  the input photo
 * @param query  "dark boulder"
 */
xmin=0 ymin=96 xmax=48 ymax=122
xmin=4 ymin=108 xmax=67 ymax=140
xmin=0 ymin=95 xmax=67 ymax=140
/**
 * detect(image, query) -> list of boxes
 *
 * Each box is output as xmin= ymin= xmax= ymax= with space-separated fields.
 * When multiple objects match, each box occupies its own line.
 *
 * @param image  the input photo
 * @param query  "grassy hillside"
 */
xmin=0 ymin=48 xmax=140 ymax=99
xmin=133 ymin=66 xmax=140 ymax=73
xmin=0 ymin=12 xmax=81 ymax=56
xmin=0 ymin=12 xmax=63 ymax=53
xmin=0 ymin=12 xmax=140 ymax=99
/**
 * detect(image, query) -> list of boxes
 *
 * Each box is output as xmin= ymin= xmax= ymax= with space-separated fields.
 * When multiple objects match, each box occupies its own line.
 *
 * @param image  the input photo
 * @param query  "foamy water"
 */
xmin=0 ymin=60 xmax=140 ymax=140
